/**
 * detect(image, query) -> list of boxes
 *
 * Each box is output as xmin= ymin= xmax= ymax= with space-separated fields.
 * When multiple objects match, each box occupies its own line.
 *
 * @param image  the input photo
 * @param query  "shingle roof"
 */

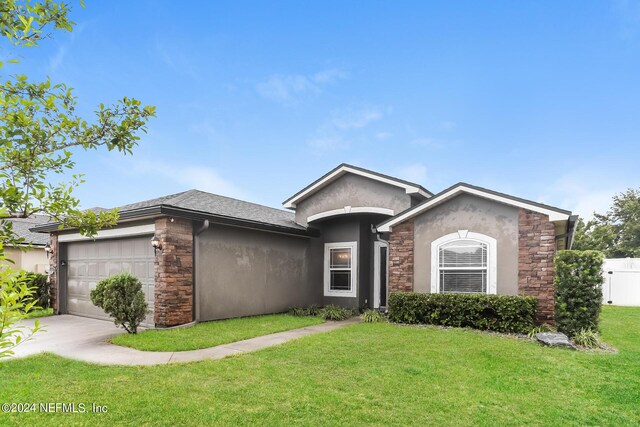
xmin=118 ymin=189 xmax=305 ymax=231
xmin=3 ymin=215 xmax=53 ymax=246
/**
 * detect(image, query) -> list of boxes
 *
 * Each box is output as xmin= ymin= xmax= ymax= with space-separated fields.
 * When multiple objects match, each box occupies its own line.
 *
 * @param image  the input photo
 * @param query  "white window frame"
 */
xmin=430 ymin=230 xmax=497 ymax=295
xmin=324 ymin=241 xmax=358 ymax=298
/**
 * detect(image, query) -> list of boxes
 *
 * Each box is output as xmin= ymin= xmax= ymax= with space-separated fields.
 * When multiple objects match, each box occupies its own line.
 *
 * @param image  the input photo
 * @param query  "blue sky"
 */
xmin=10 ymin=0 xmax=640 ymax=218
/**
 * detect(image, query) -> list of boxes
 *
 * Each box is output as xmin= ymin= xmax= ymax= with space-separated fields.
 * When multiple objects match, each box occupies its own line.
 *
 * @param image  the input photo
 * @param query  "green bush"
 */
xmin=306 ymin=304 xmax=321 ymax=316
xmin=22 ymin=272 xmax=49 ymax=309
xmin=387 ymin=292 xmax=537 ymax=334
xmin=289 ymin=307 xmax=309 ymax=317
xmin=554 ymin=250 xmax=604 ymax=337
xmin=90 ymin=273 xmax=147 ymax=334
xmin=572 ymin=328 xmax=602 ymax=349
xmin=320 ymin=305 xmax=353 ymax=321
xmin=360 ymin=309 xmax=385 ymax=323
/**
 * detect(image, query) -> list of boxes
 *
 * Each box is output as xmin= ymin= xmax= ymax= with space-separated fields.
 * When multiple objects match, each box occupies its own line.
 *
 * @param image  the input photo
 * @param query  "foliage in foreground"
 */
xmin=21 ymin=272 xmax=49 ymax=309
xmin=0 ymin=249 xmax=41 ymax=358
xmin=554 ymin=250 xmax=604 ymax=337
xmin=90 ymin=273 xmax=147 ymax=334
xmin=387 ymin=292 xmax=537 ymax=334
xmin=0 ymin=0 xmax=155 ymax=245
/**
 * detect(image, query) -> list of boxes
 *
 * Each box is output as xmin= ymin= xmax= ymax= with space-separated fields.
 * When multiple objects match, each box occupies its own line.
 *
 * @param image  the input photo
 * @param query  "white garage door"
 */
xmin=66 ymin=236 xmax=155 ymax=324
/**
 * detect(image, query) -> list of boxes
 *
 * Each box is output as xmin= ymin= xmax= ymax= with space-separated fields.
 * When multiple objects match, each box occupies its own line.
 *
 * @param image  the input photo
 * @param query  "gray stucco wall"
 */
xmin=314 ymin=217 xmax=361 ymax=309
xmin=313 ymin=214 xmax=386 ymax=309
xmin=413 ymin=194 xmax=519 ymax=295
xmin=196 ymin=224 xmax=318 ymax=321
xmin=295 ymin=174 xmax=413 ymax=226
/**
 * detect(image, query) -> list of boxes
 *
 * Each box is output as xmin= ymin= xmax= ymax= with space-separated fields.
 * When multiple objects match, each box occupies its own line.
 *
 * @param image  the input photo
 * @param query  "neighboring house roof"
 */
xmin=377 ymin=182 xmax=572 ymax=233
xmin=3 ymin=215 xmax=53 ymax=246
xmin=282 ymin=163 xmax=433 ymax=209
xmin=32 ymin=189 xmax=311 ymax=237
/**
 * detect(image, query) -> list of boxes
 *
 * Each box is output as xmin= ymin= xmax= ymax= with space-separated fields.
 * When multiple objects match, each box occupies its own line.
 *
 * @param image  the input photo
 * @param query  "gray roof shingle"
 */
xmin=118 ymin=189 xmax=305 ymax=231
xmin=3 ymin=215 xmax=53 ymax=246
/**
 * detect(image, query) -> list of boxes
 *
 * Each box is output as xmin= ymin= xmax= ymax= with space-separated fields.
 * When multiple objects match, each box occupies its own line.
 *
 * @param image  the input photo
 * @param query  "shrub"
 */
xmin=554 ymin=250 xmax=604 ymax=337
xmin=289 ymin=307 xmax=308 ymax=317
xmin=289 ymin=304 xmax=323 ymax=317
xmin=361 ymin=309 xmax=385 ymax=323
xmin=572 ymin=328 xmax=601 ymax=349
xmin=22 ymin=272 xmax=49 ymax=309
xmin=90 ymin=273 xmax=147 ymax=334
xmin=387 ymin=292 xmax=537 ymax=334
xmin=320 ymin=305 xmax=352 ymax=321
xmin=306 ymin=304 xmax=321 ymax=316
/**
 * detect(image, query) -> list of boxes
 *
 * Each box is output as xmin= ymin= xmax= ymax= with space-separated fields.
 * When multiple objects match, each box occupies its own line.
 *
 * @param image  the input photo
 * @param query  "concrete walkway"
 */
xmin=10 ymin=315 xmax=359 ymax=366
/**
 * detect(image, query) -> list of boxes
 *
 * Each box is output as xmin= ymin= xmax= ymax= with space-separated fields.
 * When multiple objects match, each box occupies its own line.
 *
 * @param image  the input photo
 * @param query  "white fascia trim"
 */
xmin=283 ymin=165 xmax=428 ymax=208
xmin=378 ymin=185 xmax=570 ymax=232
xmin=324 ymin=241 xmax=358 ymax=298
xmin=430 ymin=231 xmax=497 ymax=295
xmin=308 ymin=207 xmax=394 ymax=223
xmin=58 ymin=224 xmax=155 ymax=242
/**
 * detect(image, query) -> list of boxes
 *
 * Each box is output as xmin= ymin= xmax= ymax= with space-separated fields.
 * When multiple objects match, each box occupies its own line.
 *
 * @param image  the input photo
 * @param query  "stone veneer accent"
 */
xmin=154 ymin=217 xmax=194 ymax=326
xmin=48 ymin=233 xmax=59 ymax=313
xmin=518 ymin=209 xmax=556 ymax=324
xmin=388 ymin=220 xmax=414 ymax=292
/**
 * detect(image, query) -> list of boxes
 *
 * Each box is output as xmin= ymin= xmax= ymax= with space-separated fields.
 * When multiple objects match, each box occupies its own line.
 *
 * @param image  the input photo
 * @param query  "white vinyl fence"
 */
xmin=602 ymin=258 xmax=640 ymax=306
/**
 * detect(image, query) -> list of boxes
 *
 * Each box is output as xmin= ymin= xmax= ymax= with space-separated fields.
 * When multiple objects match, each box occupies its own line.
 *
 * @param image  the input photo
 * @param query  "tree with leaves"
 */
xmin=572 ymin=189 xmax=640 ymax=258
xmin=0 ymin=0 xmax=155 ymax=245
xmin=0 ymin=0 xmax=155 ymax=357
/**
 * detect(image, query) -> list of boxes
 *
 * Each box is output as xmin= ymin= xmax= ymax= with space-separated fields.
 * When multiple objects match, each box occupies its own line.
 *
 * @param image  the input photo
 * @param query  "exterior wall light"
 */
xmin=44 ymin=242 xmax=54 ymax=258
xmin=151 ymin=235 xmax=162 ymax=255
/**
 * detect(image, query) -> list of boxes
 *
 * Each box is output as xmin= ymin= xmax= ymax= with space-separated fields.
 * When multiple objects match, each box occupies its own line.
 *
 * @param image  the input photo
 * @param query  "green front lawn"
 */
xmin=1 ymin=306 xmax=639 ymax=426
xmin=111 ymin=314 xmax=325 ymax=351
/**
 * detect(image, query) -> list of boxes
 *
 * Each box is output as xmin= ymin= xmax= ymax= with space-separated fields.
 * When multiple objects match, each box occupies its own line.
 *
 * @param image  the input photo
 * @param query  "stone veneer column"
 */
xmin=48 ymin=233 xmax=59 ymax=313
xmin=388 ymin=220 xmax=414 ymax=293
xmin=154 ymin=217 xmax=193 ymax=326
xmin=518 ymin=209 xmax=556 ymax=324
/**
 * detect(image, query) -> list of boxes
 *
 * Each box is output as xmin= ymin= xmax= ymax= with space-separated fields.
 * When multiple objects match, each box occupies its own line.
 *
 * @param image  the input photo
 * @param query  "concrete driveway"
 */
xmin=10 ymin=315 xmax=130 ymax=361
xmin=8 ymin=314 xmax=359 ymax=366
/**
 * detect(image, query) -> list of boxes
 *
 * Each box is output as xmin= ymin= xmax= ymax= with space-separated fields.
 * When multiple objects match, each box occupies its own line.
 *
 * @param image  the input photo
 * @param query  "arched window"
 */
xmin=431 ymin=231 xmax=497 ymax=294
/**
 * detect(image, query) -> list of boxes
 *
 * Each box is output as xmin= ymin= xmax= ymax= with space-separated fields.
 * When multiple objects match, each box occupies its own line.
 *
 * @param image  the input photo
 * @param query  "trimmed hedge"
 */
xmin=387 ymin=292 xmax=537 ymax=334
xmin=554 ymin=250 xmax=604 ymax=337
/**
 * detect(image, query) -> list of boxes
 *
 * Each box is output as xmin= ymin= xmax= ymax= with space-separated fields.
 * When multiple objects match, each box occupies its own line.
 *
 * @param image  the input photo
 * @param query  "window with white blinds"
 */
xmin=438 ymin=239 xmax=488 ymax=294
xmin=324 ymin=242 xmax=358 ymax=297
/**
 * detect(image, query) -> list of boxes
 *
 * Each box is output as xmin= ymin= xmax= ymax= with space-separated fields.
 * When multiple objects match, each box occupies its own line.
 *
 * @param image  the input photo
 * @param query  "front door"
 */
xmin=373 ymin=241 xmax=388 ymax=309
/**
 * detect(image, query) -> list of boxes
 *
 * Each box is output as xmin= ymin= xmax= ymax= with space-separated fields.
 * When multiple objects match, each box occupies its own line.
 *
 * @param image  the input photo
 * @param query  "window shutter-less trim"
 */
xmin=431 ymin=231 xmax=497 ymax=295
xmin=324 ymin=242 xmax=358 ymax=297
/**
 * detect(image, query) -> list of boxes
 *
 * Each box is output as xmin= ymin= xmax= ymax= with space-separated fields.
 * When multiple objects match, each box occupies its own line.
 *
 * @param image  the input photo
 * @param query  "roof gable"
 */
xmin=282 ymin=163 xmax=432 ymax=209
xmin=377 ymin=182 xmax=572 ymax=232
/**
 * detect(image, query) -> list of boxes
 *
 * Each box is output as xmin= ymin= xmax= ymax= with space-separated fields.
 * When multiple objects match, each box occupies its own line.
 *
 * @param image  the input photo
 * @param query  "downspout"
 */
xmin=193 ymin=220 xmax=210 ymax=323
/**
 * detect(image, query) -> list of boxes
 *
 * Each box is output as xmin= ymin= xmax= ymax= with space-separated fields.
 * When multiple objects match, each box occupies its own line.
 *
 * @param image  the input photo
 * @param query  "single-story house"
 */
xmin=33 ymin=164 xmax=576 ymax=326
xmin=2 ymin=216 xmax=51 ymax=274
